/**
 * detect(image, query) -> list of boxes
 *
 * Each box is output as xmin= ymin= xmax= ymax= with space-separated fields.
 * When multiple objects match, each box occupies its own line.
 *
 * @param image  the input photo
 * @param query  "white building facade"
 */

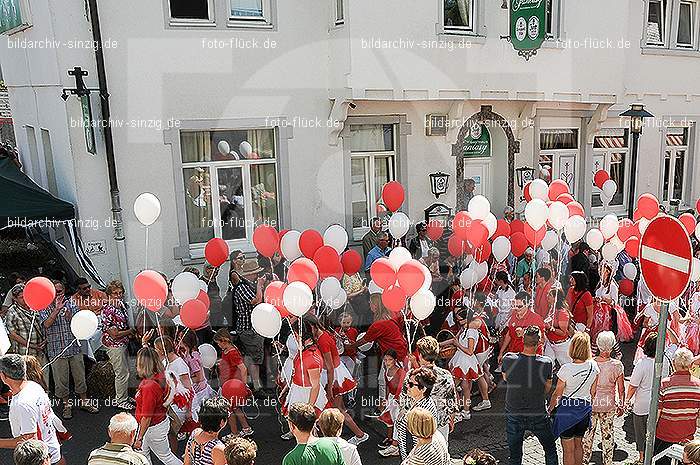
xmin=1 ymin=0 xmax=699 ymax=288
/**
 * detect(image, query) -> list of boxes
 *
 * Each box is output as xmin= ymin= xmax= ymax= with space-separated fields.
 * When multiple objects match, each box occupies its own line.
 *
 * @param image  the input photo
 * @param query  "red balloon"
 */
xmin=523 ymin=181 xmax=532 ymax=202
xmin=426 ymin=220 xmax=444 ymax=241
xmin=625 ymin=236 xmax=640 ymax=258
xmin=594 ymin=170 xmax=610 ymax=189
xmin=548 ymin=180 xmax=569 ymax=201
xmin=382 ymin=285 xmax=407 ymax=313
xmin=447 ymin=235 xmax=470 ymax=257
xmin=466 ymin=220 xmax=488 ymax=248
xmin=510 ymin=232 xmax=529 ymax=257
xmin=253 ymin=225 xmax=279 ymax=258
xmin=370 ymin=258 xmax=397 ymax=289
xmin=382 ymin=181 xmax=405 ymax=212
xmin=510 ymin=219 xmax=525 ymax=235
xmin=617 ymin=219 xmax=635 ymax=242
xmin=133 ymin=270 xmax=168 ymax=312
xmin=619 ymin=279 xmax=635 ymax=297
xmin=474 ymin=240 xmax=491 ymax=263
xmin=313 ymin=246 xmax=342 ymax=280
xmin=452 ymin=211 xmax=473 ymax=241
xmin=287 ymin=258 xmax=319 ymax=289
xmin=524 ymin=224 xmax=546 ymax=247
xmin=679 ymin=213 xmax=696 ymax=235
xmin=23 ymin=277 xmax=56 ymax=311
xmin=397 ymin=260 xmax=425 ymax=297
xmin=180 ymin=299 xmax=208 ymax=330
xmin=196 ymin=289 xmax=210 ymax=310
xmin=222 ymin=379 xmax=250 ymax=407
xmin=299 ymin=229 xmax=323 ymax=259
xmin=637 ymin=193 xmax=659 ymax=219
xmin=204 ymin=238 xmax=229 ymax=267
xmin=567 ymin=201 xmax=584 ymax=218
xmin=494 ymin=219 xmax=511 ymax=239
xmin=264 ymin=281 xmax=289 ymax=317
xmin=696 ymin=198 xmax=700 ymax=215
xmin=556 ymin=193 xmax=575 ymax=205
xmin=340 ymin=250 xmax=362 ymax=275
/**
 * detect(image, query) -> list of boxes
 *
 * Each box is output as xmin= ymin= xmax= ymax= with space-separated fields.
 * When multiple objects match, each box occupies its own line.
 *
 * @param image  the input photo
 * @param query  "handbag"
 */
xmin=552 ymin=363 xmax=594 ymax=417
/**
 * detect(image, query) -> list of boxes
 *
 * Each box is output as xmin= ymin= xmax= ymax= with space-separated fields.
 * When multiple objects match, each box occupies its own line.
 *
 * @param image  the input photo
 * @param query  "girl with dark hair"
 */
xmin=377 ymin=349 xmax=406 ymax=457
xmin=183 ymin=398 xmax=227 ymax=465
xmin=566 ymin=271 xmax=594 ymax=331
xmin=177 ymin=329 xmax=215 ymax=421
xmin=544 ymin=288 xmax=573 ymax=366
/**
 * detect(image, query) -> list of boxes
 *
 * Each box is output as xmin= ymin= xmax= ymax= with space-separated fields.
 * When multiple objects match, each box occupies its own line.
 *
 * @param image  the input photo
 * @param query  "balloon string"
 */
xmin=298 ymin=316 xmax=304 ymax=387
xmin=25 ymin=313 xmax=37 ymax=357
xmin=42 ymin=339 xmax=79 ymax=370
xmin=145 ymin=227 xmax=149 ymax=270
xmin=549 ymin=229 xmax=565 ymax=319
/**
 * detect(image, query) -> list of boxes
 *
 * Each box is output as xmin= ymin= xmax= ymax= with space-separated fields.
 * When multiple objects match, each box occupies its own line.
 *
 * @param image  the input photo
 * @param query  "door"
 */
xmin=463 ymin=161 xmax=491 ymax=199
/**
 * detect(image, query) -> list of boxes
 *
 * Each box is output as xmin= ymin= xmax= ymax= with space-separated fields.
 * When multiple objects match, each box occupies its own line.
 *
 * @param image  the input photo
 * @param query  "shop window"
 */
xmin=592 ymin=130 xmax=629 ymax=209
xmin=539 ymin=129 xmax=579 ymax=194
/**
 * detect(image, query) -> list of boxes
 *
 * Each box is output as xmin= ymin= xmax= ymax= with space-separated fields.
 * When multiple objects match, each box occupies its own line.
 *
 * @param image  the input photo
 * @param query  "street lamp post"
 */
xmin=620 ymin=104 xmax=654 ymax=218
xmin=429 ymin=172 xmax=450 ymax=199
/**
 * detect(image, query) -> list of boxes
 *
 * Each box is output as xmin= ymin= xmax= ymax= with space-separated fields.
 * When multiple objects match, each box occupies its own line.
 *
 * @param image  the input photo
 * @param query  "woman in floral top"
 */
xmin=102 ymin=280 xmax=136 ymax=410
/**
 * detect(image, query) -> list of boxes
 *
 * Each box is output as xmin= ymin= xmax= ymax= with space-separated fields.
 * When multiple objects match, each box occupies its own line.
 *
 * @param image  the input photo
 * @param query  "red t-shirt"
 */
xmin=336 ymin=327 xmax=359 ymax=358
xmin=546 ymin=308 xmax=571 ymax=343
xmin=385 ymin=367 xmax=406 ymax=397
xmin=135 ymin=373 xmax=167 ymax=424
xmin=317 ymin=331 xmax=341 ymax=369
xmin=534 ymin=281 xmax=552 ymax=318
xmin=506 ymin=310 xmax=545 ymax=354
xmin=364 ymin=316 xmax=408 ymax=360
xmin=292 ymin=346 xmax=322 ymax=387
xmin=219 ymin=347 xmax=244 ymax=383
xmin=567 ymin=288 xmax=593 ymax=325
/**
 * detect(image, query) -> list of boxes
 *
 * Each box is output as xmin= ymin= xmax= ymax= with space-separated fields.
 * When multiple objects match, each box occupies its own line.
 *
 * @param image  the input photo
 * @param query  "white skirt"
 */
xmin=475 ymin=348 xmax=492 ymax=367
xmin=285 ymin=383 xmax=328 ymax=412
xmin=321 ymin=363 xmax=358 ymax=396
xmin=191 ymin=384 xmax=215 ymax=421
xmin=544 ymin=339 xmax=572 ymax=366
xmin=282 ymin=357 xmax=294 ymax=385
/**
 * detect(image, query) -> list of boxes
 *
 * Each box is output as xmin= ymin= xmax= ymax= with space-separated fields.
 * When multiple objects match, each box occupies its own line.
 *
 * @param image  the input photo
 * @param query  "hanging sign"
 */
xmin=510 ymin=0 xmax=547 ymax=60
xmin=461 ymin=123 xmax=491 ymax=158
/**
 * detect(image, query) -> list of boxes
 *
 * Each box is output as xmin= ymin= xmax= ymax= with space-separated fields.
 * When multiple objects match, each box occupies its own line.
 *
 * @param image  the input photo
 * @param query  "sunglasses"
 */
xmin=79 ymin=285 xmax=91 ymax=291
xmin=407 ymin=381 xmax=420 ymax=388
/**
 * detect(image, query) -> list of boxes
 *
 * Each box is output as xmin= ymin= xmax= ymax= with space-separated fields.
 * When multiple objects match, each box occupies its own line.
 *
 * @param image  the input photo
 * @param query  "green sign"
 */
xmin=0 ymin=0 xmax=25 ymax=34
xmin=510 ymin=0 xmax=547 ymax=60
xmin=462 ymin=123 xmax=491 ymax=158
xmin=81 ymin=95 xmax=97 ymax=155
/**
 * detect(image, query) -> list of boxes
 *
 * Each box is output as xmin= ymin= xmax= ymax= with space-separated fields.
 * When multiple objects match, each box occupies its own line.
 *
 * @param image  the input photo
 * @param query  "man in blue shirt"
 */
xmin=364 ymin=231 xmax=390 ymax=271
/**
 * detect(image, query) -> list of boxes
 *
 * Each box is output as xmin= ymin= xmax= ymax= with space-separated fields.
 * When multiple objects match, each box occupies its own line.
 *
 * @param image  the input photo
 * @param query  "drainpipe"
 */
xmin=87 ymin=0 xmax=131 ymax=298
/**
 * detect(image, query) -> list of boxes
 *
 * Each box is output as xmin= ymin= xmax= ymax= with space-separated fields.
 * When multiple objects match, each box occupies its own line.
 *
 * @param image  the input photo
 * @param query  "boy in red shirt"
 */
xmin=213 ymin=329 xmax=252 ymax=437
xmin=498 ymin=291 xmax=546 ymax=364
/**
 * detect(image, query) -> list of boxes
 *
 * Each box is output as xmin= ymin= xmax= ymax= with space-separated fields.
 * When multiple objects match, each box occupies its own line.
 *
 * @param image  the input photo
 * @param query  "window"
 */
xmin=40 ymin=129 xmax=58 ymax=197
xmin=24 ymin=126 xmax=40 ymax=181
xmin=335 ymin=0 xmax=344 ymax=24
xmin=644 ymin=0 xmax=698 ymax=50
xmin=169 ymin=0 xmax=212 ymax=21
xmin=349 ymin=124 xmax=396 ymax=238
xmin=592 ymin=130 xmax=629 ymax=209
xmin=677 ymin=0 xmax=696 ymax=46
xmin=539 ymin=129 xmax=579 ymax=194
xmin=443 ymin=0 xmax=475 ymax=33
xmin=662 ymin=128 xmax=690 ymax=202
xmin=545 ymin=0 xmax=562 ymax=39
xmin=180 ymin=128 xmax=278 ymax=245
xmin=647 ymin=0 xmax=668 ymax=45
xmin=229 ymin=0 xmax=272 ymax=26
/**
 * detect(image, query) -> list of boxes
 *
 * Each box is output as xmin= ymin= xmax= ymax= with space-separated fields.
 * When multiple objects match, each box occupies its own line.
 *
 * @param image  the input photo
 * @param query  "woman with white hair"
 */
xmin=582 ymin=331 xmax=624 ymax=465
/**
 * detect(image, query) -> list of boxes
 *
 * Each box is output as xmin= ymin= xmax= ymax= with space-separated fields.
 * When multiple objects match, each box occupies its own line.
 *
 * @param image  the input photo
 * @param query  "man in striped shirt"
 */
xmin=653 ymin=348 xmax=700 ymax=465
xmin=88 ymin=413 xmax=149 ymax=465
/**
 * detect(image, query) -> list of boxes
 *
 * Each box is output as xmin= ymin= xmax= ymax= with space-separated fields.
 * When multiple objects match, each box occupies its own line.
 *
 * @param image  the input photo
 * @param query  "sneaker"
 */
xmin=177 ymin=432 xmax=187 ymax=442
xmin=378 ymin=445 xmax=399 ymax=457
xmin=62 ymin=405 xmax=72 ymax=420
xmin=472 ymin=400 xmax=492 ymax=412
xmin=81 ymin=404 xmax=99 ymax=414
xmin=348 ymin=433 xmax=369 ymax=445
xmin=280 ymin=431 xmax=294 ymax=441
xmin=240 ymin=428 xmax=254 ymax=438
xmin=378 ymin=438 xmax=393 ymax=449
xmin=460 ymin=410 xmax=471 ymax=421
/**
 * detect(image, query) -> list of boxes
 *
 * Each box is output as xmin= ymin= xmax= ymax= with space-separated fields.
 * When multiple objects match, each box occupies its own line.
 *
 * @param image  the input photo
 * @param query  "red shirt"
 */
xmin=385 ymin=367 xmax=406 ymax=397
xmin=219 ymin=347 xmax=244 ymax=383
xmin=365 ymin=316 xmax=408 ymax=360
xmin=567 ymin=288 xmax=593 ymax=325
xmin=292 ymin=346 xmax=322 ymax=387
xmin=534 ymin=281 xmax=553 ymax=318
xmin=546 ymin=308 xmax=570 ymax=343
xmin=336 ymin=327 xmax=359 ymax=358
xmin=135 ymin=373 xmax=167 ymax=424
xmin=317 ymin=331 xmax=341 ymax=369
xmin=656 ymin=371 xmax=700 ymax=443
xmin=506 ymin=309 xmax=545 ymax=354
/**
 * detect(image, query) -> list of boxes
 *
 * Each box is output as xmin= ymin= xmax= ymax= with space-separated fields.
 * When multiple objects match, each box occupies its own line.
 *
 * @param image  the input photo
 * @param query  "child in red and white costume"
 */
xmin=336 ymin=312 xmax=359 ymax=376
xmin=153 ymin=335 xmax=195 ymax=436
xmin=283 ymin=318 xmax=329 ymax=416
xmin=377 ymin=349 xmax=406 ymax=456
xmin=635 ymin=299 xmax=680 ymax=376
xmin=213 ymin=328 xmax=253 ymax=437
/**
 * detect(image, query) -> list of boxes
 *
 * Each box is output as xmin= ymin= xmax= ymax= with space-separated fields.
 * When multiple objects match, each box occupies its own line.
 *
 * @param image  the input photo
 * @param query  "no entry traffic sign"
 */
xmin=639 ymin=216 xmax=692 ymax=302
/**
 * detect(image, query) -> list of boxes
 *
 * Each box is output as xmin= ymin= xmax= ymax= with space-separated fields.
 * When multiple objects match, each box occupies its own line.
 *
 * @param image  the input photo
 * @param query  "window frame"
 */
xmin=591 ymin=130 xmax=630 ymax=214
xmin=227 ymin=0 xmax=274 ymax=28
xmin=441 ymin=0 xmax=476 ymax=34
xmin=335 ymin=0 xmax=345 ymax=25
xmin=544 ymin=0 xmax=563 ymax=40
xmin=166 ymin=0 xmax=216 ymax=27
xmin=538 ymin=128 xmax=580 ymax=195
xmin=642 ymin=0 xmax=700 ymax=51
xmin=661 ymin=127 xmax=692 ymax=204
xmin=675 ymin=0 xmax=697 ymax=47
xmin=438 ymin=0 xmax=486 ymax=37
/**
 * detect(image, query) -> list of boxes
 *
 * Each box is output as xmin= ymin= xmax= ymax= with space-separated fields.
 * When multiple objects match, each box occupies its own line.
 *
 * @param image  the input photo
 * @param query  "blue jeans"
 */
xmin=506 ymin=414 xmax=559 ymax=465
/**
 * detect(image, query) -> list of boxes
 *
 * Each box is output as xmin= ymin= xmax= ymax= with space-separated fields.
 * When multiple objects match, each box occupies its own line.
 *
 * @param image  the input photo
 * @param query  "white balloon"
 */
xmin=548 ymin=201 xmax=569 ymax=231
xmin=460 ymin=267 xmax=478 ymax=289
xmin=609 ymin=236 xmax=625 ymax=254
xmin=410 ymin=289 xmax=436 ymax=320
xmin=586 ymin=229 xmax=604 ymax=251
xmin=476 ymin=261 xmax=489 ymax=283
xmin=600 ymin=214 xmax=620 ymax=240
xmin=280 ymin=230 xmax=302 ymax=261
xmin=239 ymin=141 xmax=253 ymax=157
xmin=217 ymin=140 xmax=231 ymax=156
xmin=199 ymin=343 xmax=218 ymax=369
xmin=492 ymin=236 xmax=511 ymax=263
xmin=602 ymin=179 xmax=618 ymax=198
xmin=251 ymin=303 xmax=282 ymax=338
xmin=601 ymin=192 xmax=612 ymax=206
xmin=483 ymin=213 xmax=498 ymax=238
xmin=133 ymin=193 xmax=161 ymax=226
xmin=199 ymin=280 xmax=208 ymax=293
xmin=330 ymin=289 xmax=348 ymax=309
xmin=389 ymin=247 xmax=412 ymax=269
xmin=525 ymin=199 xmax=549 ymax=230
xmin=463 ymin=254 xmax=474 ymax=267
xmin=695 ymin=222 xmax=700 ymax=241
xmin=70 ymin=310 xmax=98 ymax=340
xmin=320 ymin=277 xmax=342 ymax=304
xmin=283 ymin=281 xmax=313 ymax=317
xmin=356 ymin=332 xmax=374 ymax=352
xmin=468 ymin=195 xmax=491 ymax=220
xmin=692 ymin=258 xmax=700 ymax=282
xmin=638 ymin=218 xmax=650 ymax=235
xmin=623 ymin=262 xmax=638 ymax=280
xmin=601 ymin=242 xmax=618 ymax=262
xmin=564 ymin=216 xmax=587 ymax=243
xmin=388 ymin=212 xmax=411 ymax=239
xmin=323 ymin=224 xmax=349 ymax=255
xmin=530 ymin=179 xmax=549 ymax=201
xmin=172 ymin=272 xmax=201 ymax=304
xmin=368 ymin=280 xmax=383 ymax=294
xmin=542 ymin=230 xmax=558 ymax=251
xmin=420 ymin=266 xmax=432 ymax=291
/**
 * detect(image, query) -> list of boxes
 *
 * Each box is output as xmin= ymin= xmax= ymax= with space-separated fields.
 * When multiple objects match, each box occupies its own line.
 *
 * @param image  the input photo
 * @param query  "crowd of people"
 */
xmin=1 ymin=207 xmax=700 ymax=465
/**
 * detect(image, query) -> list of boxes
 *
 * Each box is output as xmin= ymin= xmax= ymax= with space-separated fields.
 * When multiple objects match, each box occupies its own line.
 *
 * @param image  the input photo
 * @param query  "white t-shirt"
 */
xmin=496 ymin=287 xmax=516 ymax=316
xmin=595 ymin=280 xmax=618 ymax=304
xmin=557 ymin=360 xmax=599 ymax=401
xmin=629 ymin=356 xmax=654 ymax=416
xmin=9 ymin=381 xmax=61 ymax=463
xmin=164 ymin=356 xmax=191 ymax=384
